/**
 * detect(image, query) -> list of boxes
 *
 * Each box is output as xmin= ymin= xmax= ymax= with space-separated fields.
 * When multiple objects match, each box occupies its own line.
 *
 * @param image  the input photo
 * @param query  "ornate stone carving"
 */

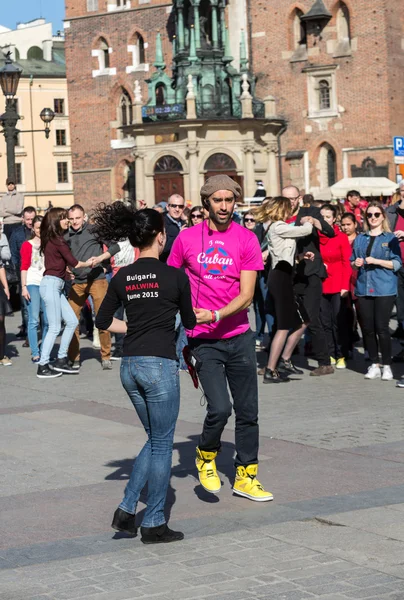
xmin=240 ymin=73 xmax=252 ymax=100
xmin=243 ymin=141 xmax=255 ymax=153
xmin=186 ymin=74 xmax=195 ymax=99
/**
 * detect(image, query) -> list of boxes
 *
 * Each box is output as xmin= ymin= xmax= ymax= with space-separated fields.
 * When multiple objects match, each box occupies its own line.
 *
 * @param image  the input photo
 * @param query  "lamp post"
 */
xmin=0 ymin=51 xmax=55 ymax=181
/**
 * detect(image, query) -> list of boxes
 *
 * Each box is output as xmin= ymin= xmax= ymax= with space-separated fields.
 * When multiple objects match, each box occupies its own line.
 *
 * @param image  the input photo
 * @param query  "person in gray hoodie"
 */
xmin=65 ymin=204 xmax=120 ymax=370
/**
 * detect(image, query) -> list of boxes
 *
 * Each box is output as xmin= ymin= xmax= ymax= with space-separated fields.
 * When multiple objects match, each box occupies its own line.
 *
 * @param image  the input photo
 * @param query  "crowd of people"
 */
xmin=2 ymin=173 xmax=404 ymax=543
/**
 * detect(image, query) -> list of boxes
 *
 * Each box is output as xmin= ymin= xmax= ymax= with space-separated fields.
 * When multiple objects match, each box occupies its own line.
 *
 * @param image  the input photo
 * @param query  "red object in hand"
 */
xmin=183 ymin=345 xmax=199 ymax=389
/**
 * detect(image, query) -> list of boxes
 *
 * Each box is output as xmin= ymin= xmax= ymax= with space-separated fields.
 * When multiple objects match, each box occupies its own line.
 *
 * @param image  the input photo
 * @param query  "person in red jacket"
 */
xmin=319 ymin=204 xmax=352 ymax=369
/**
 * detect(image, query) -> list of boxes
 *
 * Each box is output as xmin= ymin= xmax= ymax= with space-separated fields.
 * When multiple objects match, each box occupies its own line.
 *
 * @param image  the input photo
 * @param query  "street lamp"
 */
xmin=40 ymin=107 xmax=55 ymax=139
xmin=0 ymin=52 xmax=22 ymax=181
xmin=0 ymin=51 xmax=55 ymax=180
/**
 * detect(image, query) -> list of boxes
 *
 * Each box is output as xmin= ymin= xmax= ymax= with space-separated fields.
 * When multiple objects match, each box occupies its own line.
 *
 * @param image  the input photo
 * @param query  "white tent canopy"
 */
xmin=330 ymin=177 xmax=398 ymax=199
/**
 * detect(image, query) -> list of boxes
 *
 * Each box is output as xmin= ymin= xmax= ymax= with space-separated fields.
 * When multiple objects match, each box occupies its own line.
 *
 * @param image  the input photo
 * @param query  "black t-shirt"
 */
xmin=96 ymin=257 xmax=196 ymax=359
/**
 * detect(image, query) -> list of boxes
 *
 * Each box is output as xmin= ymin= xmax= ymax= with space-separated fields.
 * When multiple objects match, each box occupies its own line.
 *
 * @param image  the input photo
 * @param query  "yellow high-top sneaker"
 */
xmin=233 ymin=464 xmax=273 ymax=502
xmin=195 ymin=447 xmax=221 ymax=494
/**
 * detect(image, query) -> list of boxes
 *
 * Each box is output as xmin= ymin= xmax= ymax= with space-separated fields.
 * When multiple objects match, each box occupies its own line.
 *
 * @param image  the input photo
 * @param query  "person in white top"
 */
xmin=0 ymin=222 xmax=11 ymax=263
xmin=255 ymin=197 xmax=314 ymax=383
xmin=20 ymin=216 xmax=47 ymax=363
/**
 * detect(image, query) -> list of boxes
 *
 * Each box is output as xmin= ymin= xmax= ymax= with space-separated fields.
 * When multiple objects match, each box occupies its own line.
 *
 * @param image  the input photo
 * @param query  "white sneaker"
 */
xmin=364 ymin=364 xmax=381 ymax=379
xmin=381 ymin=365 xmax=393 ymax=381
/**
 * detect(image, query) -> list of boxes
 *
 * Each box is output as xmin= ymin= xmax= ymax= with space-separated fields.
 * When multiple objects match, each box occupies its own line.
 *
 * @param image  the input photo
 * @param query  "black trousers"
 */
xmin=356 ymin=296 xmax=395 ymax=365
xmin=320 ymin=293 xmax=342 ymax=360
xmin=339 ymin=294 xmax=355 ymax=357
xmin=189 ymin=329 xmax=259 ymax=467
xmin=397 ymin=269 xmax=404 ymax=326
xmin=295 ymin=275 xmax=330 ymax=366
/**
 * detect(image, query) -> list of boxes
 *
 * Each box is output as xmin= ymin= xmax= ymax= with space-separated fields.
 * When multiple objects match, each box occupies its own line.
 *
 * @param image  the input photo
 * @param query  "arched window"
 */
xmin=318 ymin=144 xmax=337 ymax=189
xmin=327 ymin=147 xmax=337 ymax=187
xmin=14 ymin=48 xmax=20 ymax=60
xmin=155 ymin=83 xmax=166 ymax=106
xmin=204 ymin=153 xmax=237 ymax=172
xmin=92 ymin=37 xmax=115 ymax=76
xmin=128 ymin=33 xmax=146 ymax=70
xmin=154 ymin=155 xmax=183 ymax=173
xmin=99 ymin=38 xmax=110 ymax=69
xmin=319 ymin=80 xmax=331 ymax=110
xmin=138 ymin=34 xmax=145 ymax=64
xmin=336 ymin=2 xmax=351 ymax=43
xmin=119 ymin=89 xmax=133 ymax=127
xmin=27 ymin=46 xmax=43 ymax=60
xmin=292 ymin=9 xmax=306 ymax=49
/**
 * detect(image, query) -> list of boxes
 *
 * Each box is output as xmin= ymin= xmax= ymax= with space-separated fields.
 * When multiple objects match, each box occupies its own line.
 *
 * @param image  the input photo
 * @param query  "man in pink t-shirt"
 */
xmin=168 ymin=174 xmax=273 ymax=502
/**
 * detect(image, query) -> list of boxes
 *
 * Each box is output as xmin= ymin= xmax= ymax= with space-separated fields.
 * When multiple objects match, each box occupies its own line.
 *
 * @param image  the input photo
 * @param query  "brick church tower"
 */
xmin=64 ymin=0 xmax=404 ymax=207
xmin=249 ymin=0 xmax=404 ymax=194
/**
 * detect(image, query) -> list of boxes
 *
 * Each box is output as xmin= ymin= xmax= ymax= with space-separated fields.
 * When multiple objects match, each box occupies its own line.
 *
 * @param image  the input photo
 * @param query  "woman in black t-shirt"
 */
xmin=95 ymin=205 xmax=196 ymax=545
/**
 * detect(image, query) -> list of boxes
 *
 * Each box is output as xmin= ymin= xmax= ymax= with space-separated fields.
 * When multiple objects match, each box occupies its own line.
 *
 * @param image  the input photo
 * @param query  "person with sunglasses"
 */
xmin=160 ymin=195 xmax=185 ymax=262
xmin=351 ymin=201 xmax=401 ymax=381
xmin=188 ymin=205 xmax=204 ymax=227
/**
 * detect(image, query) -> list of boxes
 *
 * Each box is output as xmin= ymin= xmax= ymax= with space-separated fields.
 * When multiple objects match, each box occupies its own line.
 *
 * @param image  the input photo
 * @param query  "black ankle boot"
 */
xmin=111 ymin=508 xmax=137 ymax=536
xmin=263 ymin=368 xmax=290 ymax=384
xmin=278 ymin=358 xmax=304 ymax=375
xmin=141 ymin=523 xmax=184 ymax=544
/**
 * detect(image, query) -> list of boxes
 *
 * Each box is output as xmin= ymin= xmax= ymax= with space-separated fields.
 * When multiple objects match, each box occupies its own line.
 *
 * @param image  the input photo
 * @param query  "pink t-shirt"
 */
xmin=167 ymin=220 xmax=263 ymax=339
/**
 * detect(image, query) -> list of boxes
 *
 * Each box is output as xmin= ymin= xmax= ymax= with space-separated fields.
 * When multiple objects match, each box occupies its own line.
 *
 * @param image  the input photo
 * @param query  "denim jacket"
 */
xmin=351 ymin=232 xmax=402 ymax=297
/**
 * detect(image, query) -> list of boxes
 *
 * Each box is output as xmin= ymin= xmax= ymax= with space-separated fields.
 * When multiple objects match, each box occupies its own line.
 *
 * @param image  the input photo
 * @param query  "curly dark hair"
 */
xmin=91 ymin=202 xmax=164 ymax=249
xmin=40 ymin=208 xmax=68 ymax=253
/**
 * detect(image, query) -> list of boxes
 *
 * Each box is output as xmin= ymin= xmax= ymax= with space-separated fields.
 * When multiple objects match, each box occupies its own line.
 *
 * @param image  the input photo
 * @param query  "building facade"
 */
xmin=251 ymin=0 xmax=404 ymax=195
xmin=64 ymin=0 xmax=404 ymax=209
xmin=0 ymin=19 xmax=73 ymax=210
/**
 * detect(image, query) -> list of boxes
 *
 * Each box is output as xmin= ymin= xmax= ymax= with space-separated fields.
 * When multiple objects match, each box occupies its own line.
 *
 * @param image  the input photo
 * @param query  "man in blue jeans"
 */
xmin=168 ymin=174 xmax=273 ymax=502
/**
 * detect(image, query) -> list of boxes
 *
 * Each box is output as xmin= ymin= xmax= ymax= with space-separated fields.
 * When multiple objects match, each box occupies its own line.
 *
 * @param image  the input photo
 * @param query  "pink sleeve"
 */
xmin=341 ymin=234 xmax=352 ymax=291
xmin=20 ymin=242 xmax=32 ymax=271
xmin=167 ymin=234 xmax=185 ymax=268
xmin=241 ymin=232 xmax=264 ymax=271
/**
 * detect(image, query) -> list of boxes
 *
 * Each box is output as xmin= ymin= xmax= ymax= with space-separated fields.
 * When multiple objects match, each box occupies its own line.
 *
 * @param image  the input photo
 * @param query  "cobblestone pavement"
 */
xmin=1 ymin=313 xmax=404 ymax=600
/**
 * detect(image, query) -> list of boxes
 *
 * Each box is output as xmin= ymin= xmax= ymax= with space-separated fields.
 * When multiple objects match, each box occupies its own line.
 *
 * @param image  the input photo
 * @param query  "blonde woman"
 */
xmin=255 ymin=197 xmax=313 ymax=383
xmin=352 ymin=201 xmax=401 ymax=381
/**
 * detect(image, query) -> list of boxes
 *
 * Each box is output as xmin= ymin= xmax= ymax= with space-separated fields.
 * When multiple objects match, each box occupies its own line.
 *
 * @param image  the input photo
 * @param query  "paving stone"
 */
xmin=94 ymin=580 xmax=146 ymax=595
xmin=342 ymin=586 xmax=400 ymax=598
xmin=301 ymin=582 xmax=355 ymax=596
xmin=348 ymin=574 xmax=403 ymax=587
xmin=290 ymin=574 xmax=339 ymax=587
xmin=52 ymin=587 xmax=103 ymax=600
xmin=256 ymin=591 xmax=315 ymax=600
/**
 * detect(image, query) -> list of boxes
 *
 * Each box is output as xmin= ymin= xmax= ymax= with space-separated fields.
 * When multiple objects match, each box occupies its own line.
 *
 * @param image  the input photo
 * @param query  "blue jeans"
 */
xmin=39 ymin=276 xmax=78 ymax=366
xmin=27 ymin=284 xmax=48 ymax=358
xmin=119 ymin=356 xmax=180 ymax=528
xmin=254 ymin=274 xmax=274 ymax=342
xmin=175 ymin=313 xmax=188 ymax=370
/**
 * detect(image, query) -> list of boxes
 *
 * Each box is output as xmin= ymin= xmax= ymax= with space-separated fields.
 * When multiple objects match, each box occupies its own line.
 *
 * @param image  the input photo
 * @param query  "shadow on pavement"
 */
xmin=104 ymin=435 xmax=237 ymax=529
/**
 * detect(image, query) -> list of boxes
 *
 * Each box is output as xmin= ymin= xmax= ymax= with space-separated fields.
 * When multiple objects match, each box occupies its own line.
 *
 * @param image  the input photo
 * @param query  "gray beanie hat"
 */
xmin=200 ymin=174 xmax=242 ymax=200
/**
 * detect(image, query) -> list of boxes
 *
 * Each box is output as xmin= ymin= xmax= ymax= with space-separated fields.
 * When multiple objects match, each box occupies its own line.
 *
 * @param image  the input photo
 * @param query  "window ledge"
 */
xmin=92 ymin=67 xmax=117 ymax=78
xmin=290 ymin=46 xmax=308 ymax=63
xmin=53 ymin=146 xmax=71 ymax=155
xmin=333 ymin=40 xmax=352 ymax=58
xmin=308 ymin=111 xmax=338 ymax=119
xmin=56 ymin=182 xmax=72 ymax=191
xmin=111 ymin=137 xmax=135 ymax=149
xmin=126 ymin=63 xmax=149 ymax=74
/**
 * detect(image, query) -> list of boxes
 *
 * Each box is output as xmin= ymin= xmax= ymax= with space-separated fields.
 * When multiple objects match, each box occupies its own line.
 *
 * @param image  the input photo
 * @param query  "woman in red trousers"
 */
xmin=319 ymin=204 xmax=352 ymax=369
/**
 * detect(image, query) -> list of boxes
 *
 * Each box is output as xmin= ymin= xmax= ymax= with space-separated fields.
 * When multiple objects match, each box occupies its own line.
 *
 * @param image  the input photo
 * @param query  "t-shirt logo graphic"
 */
xmin=197 ymin=244 xmax=233 ymax=275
